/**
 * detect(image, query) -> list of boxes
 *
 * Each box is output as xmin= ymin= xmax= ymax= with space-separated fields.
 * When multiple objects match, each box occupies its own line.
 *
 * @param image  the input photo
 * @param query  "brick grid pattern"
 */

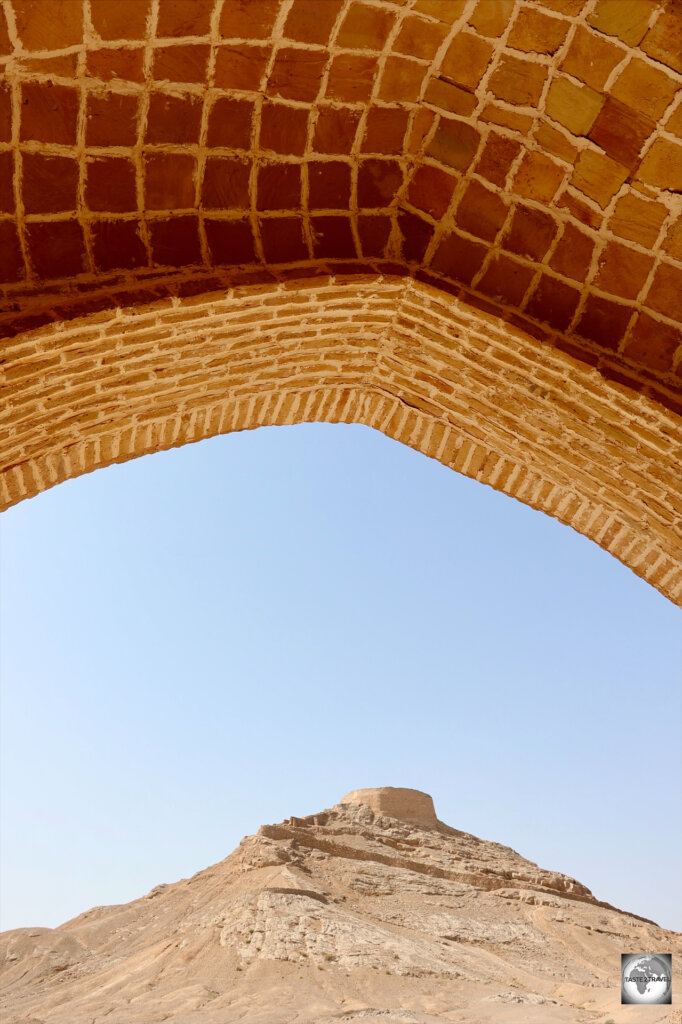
xmin=0 ymin=0 xmax=681 ymax=406
xmin=1 ymin=274 xmax=680 ymax=602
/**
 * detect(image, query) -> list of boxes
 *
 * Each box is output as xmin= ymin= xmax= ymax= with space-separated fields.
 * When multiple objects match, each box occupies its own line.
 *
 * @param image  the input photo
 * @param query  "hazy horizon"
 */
xmin=1 ymin=422 xmax=680 ymax=933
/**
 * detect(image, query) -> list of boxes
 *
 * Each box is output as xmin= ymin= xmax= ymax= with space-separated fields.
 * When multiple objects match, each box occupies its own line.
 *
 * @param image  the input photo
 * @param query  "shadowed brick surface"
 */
xmin=0 ymin=0 xmax=680 ymax=601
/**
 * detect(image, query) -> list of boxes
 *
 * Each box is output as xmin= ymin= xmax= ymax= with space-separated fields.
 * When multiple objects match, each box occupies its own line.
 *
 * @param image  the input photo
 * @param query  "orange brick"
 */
xmin=611 ymin=58 xmax=679 ymax=121
xmin=413 ymin=0 xmax=466 ymax=24
xmin=595 ymin=240 xmax=654 ymax=300
xmin=508 ymin=8 xmax=570 ymax=54
xmin=571 ymin=148 xmax=629 ymax=208
xmin=642 ymin=5 xmax=682 ymax=73
xmin=480 ymin=104 xmax=534 ymax=134
xmin=609 ymin=193 xmax=668 ymax=248
xmin=513 ymin=151 xmax=565 ymax=203
xmin=589 ymin=97 xmax=655 ymax=170
xmin=545 ymin=76 xmax=604 ymax=136
xmin=587 ymin=0 xmax=651 ymax=46
xmin=455 ymin=180 xmax=508 ymax=241
xmin=378 ymin=57 xmax=426 ymax=103
xmin=637 ymin=139 xmax=682 ymax=192
xmin=489 ymin=54 xmax=548 ymax=107
xmin=467 ymin=0 xmax=514 ymax=38
xmin=393 ymin=15 xmax=448 ymax=60
xmin=439 ymin=32 xmax=493 ymax=92
xmin=424 ymin=78 xmax=477 ymax=117
xmin=645 ymin=262 xmax=682 ymax=322
xmin=624 ymin=312 xmax=681 ymax=373
xmin=549 ymin=222 xmax=596 ymax=282
xmin=560 ymin=25 xmax=624 ymax=91
xmin=336 ymin=2 xmax=396 ymax=50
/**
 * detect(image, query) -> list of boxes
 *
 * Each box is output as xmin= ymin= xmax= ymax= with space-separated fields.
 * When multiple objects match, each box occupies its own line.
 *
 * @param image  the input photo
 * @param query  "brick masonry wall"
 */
xmin=1 ymin=273 xmax=680 ymax=603
xmin=0 ymin=0 xmax=680 ymax=601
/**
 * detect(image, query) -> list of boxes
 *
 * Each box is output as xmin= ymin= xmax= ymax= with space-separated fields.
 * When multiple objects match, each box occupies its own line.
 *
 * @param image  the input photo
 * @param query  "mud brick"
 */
xmin=408 ymin=164 xmax=457 ymax=219
xmin=595 ymin=240 xmax=654 ymax=300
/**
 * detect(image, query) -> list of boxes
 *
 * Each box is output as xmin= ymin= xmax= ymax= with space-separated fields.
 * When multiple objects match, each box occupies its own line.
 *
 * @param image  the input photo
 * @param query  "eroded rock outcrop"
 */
xmin=1 ymin=789 xmax=680 ymax=1023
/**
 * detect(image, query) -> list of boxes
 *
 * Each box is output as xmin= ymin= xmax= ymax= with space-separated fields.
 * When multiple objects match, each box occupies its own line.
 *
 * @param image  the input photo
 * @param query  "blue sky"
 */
xmin=1 ymin=422 xmax=680 ymax=933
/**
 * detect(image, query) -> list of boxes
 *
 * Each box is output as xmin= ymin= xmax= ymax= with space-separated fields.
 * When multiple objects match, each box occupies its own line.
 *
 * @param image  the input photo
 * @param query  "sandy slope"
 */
xmin=1 ymin=789 xmax=679 ymax=1023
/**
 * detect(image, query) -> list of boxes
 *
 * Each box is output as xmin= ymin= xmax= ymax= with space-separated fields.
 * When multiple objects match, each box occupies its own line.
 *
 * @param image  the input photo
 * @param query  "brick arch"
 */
xmin=0 ymin=0 xmax=680 ymax=601
xmin=3 ymin=273 xmax=680 ymax=602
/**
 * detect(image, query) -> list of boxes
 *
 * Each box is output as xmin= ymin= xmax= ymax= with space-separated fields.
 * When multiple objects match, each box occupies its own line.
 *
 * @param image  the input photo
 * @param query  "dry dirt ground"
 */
xmin=1 ymin=789 xmax=680 ymax=1024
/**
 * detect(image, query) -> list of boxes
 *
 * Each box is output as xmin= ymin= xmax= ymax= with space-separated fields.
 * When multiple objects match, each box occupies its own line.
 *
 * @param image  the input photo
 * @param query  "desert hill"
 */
xmin=1 ymin=787 xmax=679 ymax=1023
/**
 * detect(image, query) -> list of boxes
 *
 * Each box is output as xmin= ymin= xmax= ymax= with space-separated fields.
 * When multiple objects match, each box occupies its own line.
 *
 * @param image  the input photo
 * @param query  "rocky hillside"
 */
xmin=1 ymin=788 xmax=679 ymax=1023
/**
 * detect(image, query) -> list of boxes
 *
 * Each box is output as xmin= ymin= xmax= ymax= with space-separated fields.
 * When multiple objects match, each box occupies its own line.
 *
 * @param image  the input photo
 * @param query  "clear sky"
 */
xmin=1 ymin=422 xmax=680 ymax=934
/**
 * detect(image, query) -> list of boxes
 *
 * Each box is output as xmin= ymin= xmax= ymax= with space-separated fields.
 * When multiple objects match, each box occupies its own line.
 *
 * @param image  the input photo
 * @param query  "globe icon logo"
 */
xmin=621 ymin=954 xmax=672 ymax=1004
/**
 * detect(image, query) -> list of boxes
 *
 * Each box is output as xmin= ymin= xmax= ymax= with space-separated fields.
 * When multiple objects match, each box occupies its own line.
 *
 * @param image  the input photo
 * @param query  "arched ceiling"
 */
xmin=0 ymin=0 xmax=681 ymax=601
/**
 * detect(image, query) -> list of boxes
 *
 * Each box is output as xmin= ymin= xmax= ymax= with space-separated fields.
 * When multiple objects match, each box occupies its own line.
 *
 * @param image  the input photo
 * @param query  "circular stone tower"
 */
xmin=339 ymin=787 xmax=437 ymax=825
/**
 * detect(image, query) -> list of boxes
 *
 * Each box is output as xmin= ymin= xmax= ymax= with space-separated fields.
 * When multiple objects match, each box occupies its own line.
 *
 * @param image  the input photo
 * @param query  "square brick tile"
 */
xmin=202 ymin=156 xmax=250 ymax=209
xmin=20 ymin=82 xmax=79 ymax=145
xmin=609 ymin=193 xmax=667 ymax=248
xmin=204 ymin=218 xmax=256 ymax=264
xmin=589 ymin=96 xmax=655 ymax=169
xmin=259 ymin=102 xmax=309 ymax=155
xmin=507 ymin=8 xmax=569 ymax=53
xmin=308 ymin=161 xmax=351 ymax=210
xmin=526 ymin=274 xmax=581 ymax=331
xmin=587 ymin=0 xmax=651 ymax=46
xmin=503 ymin=205 xmax=557 ymax=260
xmin=571 ymin=148 xmax=628 ymax=208
xmin=408 ymin=164 xmax=456 ymax=219
xmin=637 ymin=138 xmax=682 ymax=192
xmin=257 ymin=163 xmax=301 ymax=211
xmin=220 ymin=0 xmax=279 ymax=39
xmin=156 ymin=0 xmax=214 ymax=37
xmin=90 ymin=0 xmax=150 ymax=39
xmin=394 ymin=15 xmax=448 ymax=59
xmin=645 ymin=262 xmax=682 ymax=321
xmin=475 ymin=132 xmax=521 ymax=187
xmin=27 ymin=219 xmax=86 ymax=278
xmin=87 ymin=91 xmax=139 ymax=146
xmin=378 ymin=56 xmax=425 ymax=103
xmin=357 ymin=158 xmax=403 ymax=207
xmin=440 ymin=31 xmax=493 ymax=93
xmin=14 ymin=0 xmax=83 ymax=49
xmin=358 ymin=213 xmax=392 ymax=257
xmin=311 ymin=215 xmax=356 ymax=259
xmin=398 ymin=210 xmax=434 ymax=263
xmin=611 ymin=58 xmax=679 ymax=121
xmin=86 ymin=157 xmax=138 ymax=212
xmin=642 ymin=5 xmax=682 ymax=73
xmin=455 ymin=180 xmax=507 ymax=241
xmin=284 ymin=0 xmax=344 ymax=44
xmin=314 ymin=106 xmax=361 ymax=153
xmin=549 ymin=223 xmax=595 ymax=282
xmin=23 ymin=152 xmax=79 ymax=214
xmin=326 ymin=54 xmax=378 ymax=102
xmin=425 ymin=117 xmax=480 ymax=171
xmin=215 ymin=44 xmax=269 ymax=90
xmin=153 ymin=44 xmax=209 ymax=83
xmin=467 ymin=0 xmax=513 ymax=37
xmin=513 ymin=151 xmax=565 ymax=203
xmin=260 ymin=216 xmax=308 ymax=262
xmin=91 ymin=219 xmax=147 ymax=271
xmin=147 ymin=92 xmax=203 ymax=144
xmin=429 ymin=229 xmax=487 ymax=283
xmin=595 ymin=239 xmax=654 ymax=300
xmin=624 ymin=312 xmax=681 ymax=372
xmin=424 ymin=78 xmax=477 ymax=116
xmin=545 ymin=76 xmax=604 ymax=136
xmin=362 ymin=107 xmax=410 ymax=155
xmin=477 ymin=254 xmax=535 ymax=305
xmin=575 ymin=293 xmax=632 ymax=349
xmin=489 ymin=54 xmax=548 ymax=107
xmin=337 ymin=2 xmax=396 ymax=49
xmin=149 ymin=214 xmax=201 ymax=266
xmin=145 ymin=152 xmax=196 ymax=209
xmin=269 ymin=47 xmax=327 ymax=102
